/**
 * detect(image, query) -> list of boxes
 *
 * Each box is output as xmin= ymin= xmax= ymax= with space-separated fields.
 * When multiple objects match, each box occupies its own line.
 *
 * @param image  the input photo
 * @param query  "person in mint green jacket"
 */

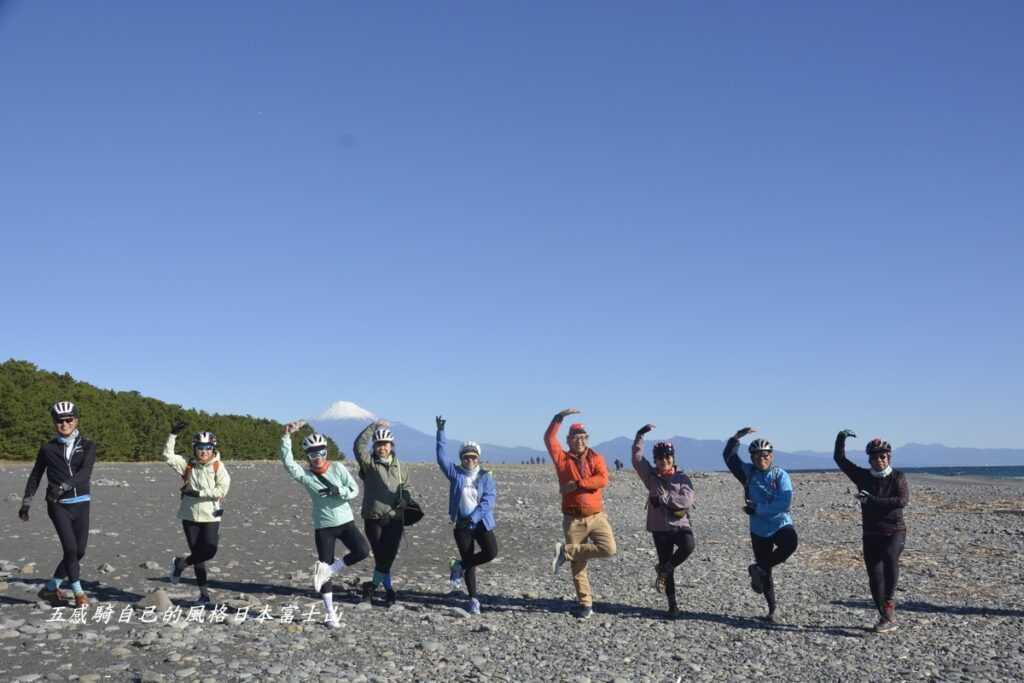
xmin=282 ymin=420 xmax=369 ymax=629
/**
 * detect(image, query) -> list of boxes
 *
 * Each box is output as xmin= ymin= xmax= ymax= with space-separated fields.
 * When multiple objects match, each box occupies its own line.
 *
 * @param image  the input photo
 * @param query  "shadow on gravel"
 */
xmin=16 ymin=578 xmax=145 ymax=604
xmin=832 ymin=599 xmax=1024 ymax=618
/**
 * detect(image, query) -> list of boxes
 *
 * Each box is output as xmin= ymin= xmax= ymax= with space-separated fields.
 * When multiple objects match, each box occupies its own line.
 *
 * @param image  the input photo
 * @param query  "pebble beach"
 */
xmin=2 ymin=461 xmax=1023 ymax=682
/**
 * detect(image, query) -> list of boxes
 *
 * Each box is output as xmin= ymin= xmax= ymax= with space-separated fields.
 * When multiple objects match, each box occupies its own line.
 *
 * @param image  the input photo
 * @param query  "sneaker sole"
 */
xmin=748 ymin=565 xmax=764 ymax=594
xmin=552 ymin=543 xmax=564 ymax=574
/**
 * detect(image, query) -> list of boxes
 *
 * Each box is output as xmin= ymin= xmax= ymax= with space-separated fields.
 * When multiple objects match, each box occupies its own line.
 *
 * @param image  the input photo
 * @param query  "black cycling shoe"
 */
xmin=360 ymin=581 xmax=374 ymax=604
xmin=384 ymin=588 xmax=397 ymax=606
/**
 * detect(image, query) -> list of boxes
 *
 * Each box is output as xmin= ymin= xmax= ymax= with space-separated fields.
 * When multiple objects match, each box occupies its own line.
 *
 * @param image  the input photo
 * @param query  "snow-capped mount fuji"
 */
xmin=310 ymin=401 xmax=526 ymax=462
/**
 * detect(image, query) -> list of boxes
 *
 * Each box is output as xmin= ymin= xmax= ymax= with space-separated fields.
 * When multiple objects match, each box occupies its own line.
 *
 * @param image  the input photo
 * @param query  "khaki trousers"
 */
xmin=562 ymin=511 xmax=617 ymax=607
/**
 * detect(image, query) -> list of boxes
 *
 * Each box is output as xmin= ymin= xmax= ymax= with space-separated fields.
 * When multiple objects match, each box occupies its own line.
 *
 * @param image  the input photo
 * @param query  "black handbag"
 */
xmin=396 ymin=461 xmax=424 ymax=526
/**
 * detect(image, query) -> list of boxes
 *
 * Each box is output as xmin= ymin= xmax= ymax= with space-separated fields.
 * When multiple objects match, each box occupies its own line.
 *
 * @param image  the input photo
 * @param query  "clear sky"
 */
xmin=1 ymin=1 xmax=1021 ymax=450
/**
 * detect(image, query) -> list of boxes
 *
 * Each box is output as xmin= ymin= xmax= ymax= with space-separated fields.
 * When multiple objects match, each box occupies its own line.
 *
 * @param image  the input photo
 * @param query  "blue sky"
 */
xmin=1 ymin=1 xmax=1021 ymax=450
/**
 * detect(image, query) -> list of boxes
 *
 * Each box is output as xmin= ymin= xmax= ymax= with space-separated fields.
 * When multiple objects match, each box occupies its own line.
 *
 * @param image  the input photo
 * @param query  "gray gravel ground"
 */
xmin=2 ymin=461 xmax=1023 ymax=682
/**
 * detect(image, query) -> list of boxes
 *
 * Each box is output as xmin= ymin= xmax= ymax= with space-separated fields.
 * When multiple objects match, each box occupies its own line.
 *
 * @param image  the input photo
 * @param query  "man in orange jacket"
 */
xmin=546 ymin=408 xmax=617 ymax=619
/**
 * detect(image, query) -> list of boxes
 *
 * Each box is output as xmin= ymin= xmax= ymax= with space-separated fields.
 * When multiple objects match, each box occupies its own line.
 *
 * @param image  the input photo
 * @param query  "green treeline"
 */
xmin=0 ymin=359 xmax=340 ymax=462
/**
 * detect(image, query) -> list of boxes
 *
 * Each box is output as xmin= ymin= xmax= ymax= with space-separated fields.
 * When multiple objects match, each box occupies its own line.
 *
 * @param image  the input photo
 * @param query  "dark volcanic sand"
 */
xmin=2 ymin=461 xmax=1023 ymax=682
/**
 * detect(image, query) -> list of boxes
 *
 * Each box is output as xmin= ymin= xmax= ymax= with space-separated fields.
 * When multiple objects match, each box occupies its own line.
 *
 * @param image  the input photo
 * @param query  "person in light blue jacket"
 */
xmin=435 ymin=415 xmax=498 ymax=615
xmin=722 ymin=426 xmax=798 ymax=624
xmin=281 ymin=420 xmax=369 ymax=628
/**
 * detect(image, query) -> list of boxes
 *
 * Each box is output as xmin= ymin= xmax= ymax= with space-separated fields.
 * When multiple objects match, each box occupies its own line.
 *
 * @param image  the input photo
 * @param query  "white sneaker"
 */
xmin=313 ymin=561 xmax=332 ymax=593
xmin=325 ymin=616 xmax=340 ymax=629
xmin=552 ymin=543 xmax=567 ymax=574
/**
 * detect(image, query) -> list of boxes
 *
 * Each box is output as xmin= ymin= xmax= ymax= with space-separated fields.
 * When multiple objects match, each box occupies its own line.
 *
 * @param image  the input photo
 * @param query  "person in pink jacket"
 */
xmin=632 ymin=424 xmax=696 ymax=618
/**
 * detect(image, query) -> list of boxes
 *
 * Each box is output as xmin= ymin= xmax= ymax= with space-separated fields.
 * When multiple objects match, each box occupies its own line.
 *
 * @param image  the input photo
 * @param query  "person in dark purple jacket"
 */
xmin=632 ymin=424 xmax=696 ymax=618
xmin=834 ymin=429 xmax=910 ymax=634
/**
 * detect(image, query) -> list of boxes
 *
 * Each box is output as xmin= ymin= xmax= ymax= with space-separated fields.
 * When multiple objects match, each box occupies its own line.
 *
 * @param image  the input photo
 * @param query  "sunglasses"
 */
xmin=55 ymin=417 xmax=76 ymax=425
xmin=868 ymin=452 xmax=890 ymax=460
xmin=194 ymin=445 xmax=216 ymax=452
xmin=306 ymin=449 xmax=328 ymax=459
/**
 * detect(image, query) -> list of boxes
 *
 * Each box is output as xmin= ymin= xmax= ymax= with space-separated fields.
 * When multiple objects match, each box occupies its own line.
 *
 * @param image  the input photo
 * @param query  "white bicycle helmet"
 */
xmin=459 ymin=441 xmax=482 ymax=458
xmin=50 ymin=401 xmax=78 ymax=419
xmin=192 ymin=431 xmax=219 ymax=449
xmin=302 ymin=433 xmax=329 ymax=453
xmin=748 ymin=438 xmax=774 ymax=454
xmin=373 ymin=428 xmax=394 ymax=444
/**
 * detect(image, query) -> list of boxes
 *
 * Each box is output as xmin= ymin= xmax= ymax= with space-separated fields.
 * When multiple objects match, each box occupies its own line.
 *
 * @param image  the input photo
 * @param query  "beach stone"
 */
xmin=98 ymin=563 xmax=115 ymax=573
xmin=79 ymin=675 xmax=101 ymax=683
xmin=20 ymin=563 xmax=35 ymax=574
xmin=141 ymin=561 xmax=163 ymax=570
xmin=0 ymin=581 xmax=8 ymax=592
xmin=136 ymin=589 xmax=173 ymax=611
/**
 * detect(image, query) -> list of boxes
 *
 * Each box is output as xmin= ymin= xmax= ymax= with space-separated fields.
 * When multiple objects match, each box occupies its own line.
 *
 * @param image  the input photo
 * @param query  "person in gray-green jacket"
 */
xmin=353 ymin=419 xmax=408 ymax=606
xmin=282 ymin=420 xmax=369 ymax=629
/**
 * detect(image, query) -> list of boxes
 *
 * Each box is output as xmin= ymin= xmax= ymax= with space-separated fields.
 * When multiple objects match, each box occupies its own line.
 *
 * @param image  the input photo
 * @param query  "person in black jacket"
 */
xmin=18 ymin=401 xmax=97 ymax=608
xmin=834 ymin=430 xmax=909 ymax=634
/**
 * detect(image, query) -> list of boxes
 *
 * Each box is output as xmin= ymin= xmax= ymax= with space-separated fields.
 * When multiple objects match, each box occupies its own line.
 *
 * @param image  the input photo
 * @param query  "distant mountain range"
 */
xmin=310 ymin=402 xmax=1024 ymax=470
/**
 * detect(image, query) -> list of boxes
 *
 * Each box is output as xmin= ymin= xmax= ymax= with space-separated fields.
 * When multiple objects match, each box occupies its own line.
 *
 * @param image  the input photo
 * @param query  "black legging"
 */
xmin=364 ymin=517 xmax=404 ymax=574
xmin=652 ymin=528 xmax=695 ymax=604
xmin=750 ymin=525 xmax=798 ymax=611
xmin=864 ymin=531 xmax=905 ymax=613
xmin=453 ymin=525 xmax=499 ymax=598
xmin=182 ymin=521 xmax=220 ymax=587
xmin=314 ymin=522 xmax=370 ymax=594
xmin=47 ymin=501 xmax=90 ymax=583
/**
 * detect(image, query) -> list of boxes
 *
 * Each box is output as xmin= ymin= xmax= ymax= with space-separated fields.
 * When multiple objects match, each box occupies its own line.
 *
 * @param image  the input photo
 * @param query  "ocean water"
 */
xmin=902 ymin=465 xmax=1024 ymax=479
xmin=791 ymin=465 xmax=1024 ymax=479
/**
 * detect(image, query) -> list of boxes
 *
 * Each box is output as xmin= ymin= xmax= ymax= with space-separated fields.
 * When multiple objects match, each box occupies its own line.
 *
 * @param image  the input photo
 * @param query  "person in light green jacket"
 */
xmin=164 ymin=420 xmax=231 ymax=605
xmin=282 ymin=420 xmax=369 ymax=629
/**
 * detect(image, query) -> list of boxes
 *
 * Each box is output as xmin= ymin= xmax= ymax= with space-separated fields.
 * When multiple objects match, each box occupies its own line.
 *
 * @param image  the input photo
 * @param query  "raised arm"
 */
xmin=723 ymin=427 xmax=755 ymax=484
xmin=833 ymin=429 xmax=864 ymax=483
xmin=545 ymin=408 xmax=578 ymax=463
xmin=163 ymin=434 xmax=188 ymax=475
xmin=353 ymin=421 xmax=379 ymax=470
xmin=279 ymin=433 xmax=309 ymax=484
xmin=631 ymin=424 xmax=655 ymax=486
xmin=435 ymin=416 xmax=457 ymax=481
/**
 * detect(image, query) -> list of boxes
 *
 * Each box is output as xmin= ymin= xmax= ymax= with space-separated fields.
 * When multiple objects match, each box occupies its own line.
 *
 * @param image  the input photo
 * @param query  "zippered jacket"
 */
xmin=723 ymin=437 xmax=794 ymax=538
xmin=22 ymin=435 xmax=97 ymax=505
xmin=281 ymin=435 xmax=359 ymax=529
xmin=163 ymin=434 xmax=231 ymax=523
xmin=834 ymin=436 xmax=909 ymax=535
xmin=631 ymin=435 xmax=695 ymax=532
xmin=435 ymin=429 xmax=496 ymax=530
xmin=353 ymin=423 xmax=407 ymax=520
xmin=544 ymin=418 xmax=608 ymax=517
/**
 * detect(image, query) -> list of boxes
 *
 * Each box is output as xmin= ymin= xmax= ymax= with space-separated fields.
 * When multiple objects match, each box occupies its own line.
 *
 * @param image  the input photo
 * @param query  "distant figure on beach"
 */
xmin=19 ymin=401 xmax=96 ymax=608
xmin=165 ymin=421 xmax=231 ymax=606
xmin=546 ymin=408 xmax=617 ymax=620
xmin=353 ymin=419 xmax=409 ymax=606
xmin=632 ymin=424 xmax=696 ymax=618
xmin=281 ymin=420 xmax=369 ymax=629
xmin=723 ymin=427 xmax=797 ymax=623
xmin=614 ymin=459 xmax=624 ymax=471
xmin=435 ymin=416 xmax=499 ymax=615
xmin=834 ymin=430 xmax=909 ymax=634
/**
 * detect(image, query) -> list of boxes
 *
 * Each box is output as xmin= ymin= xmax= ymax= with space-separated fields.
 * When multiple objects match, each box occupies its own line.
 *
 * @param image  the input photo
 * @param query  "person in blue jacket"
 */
xmin=435 ymin=415 xmax=498 ymax=615
xmin=722 ymin=426 xmax=797 ymax=623
xmin=281 ymin=420 xmax=369 ymax=628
